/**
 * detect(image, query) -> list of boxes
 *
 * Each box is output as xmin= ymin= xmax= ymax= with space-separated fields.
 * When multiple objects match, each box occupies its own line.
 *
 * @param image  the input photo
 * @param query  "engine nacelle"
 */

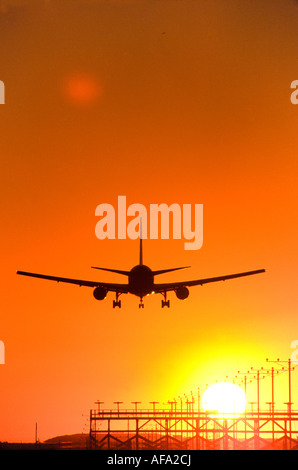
xmin=175 ymin=286 xmax=189 ymax=300
xmin=93 ymin=287 xmax=107 ymax=301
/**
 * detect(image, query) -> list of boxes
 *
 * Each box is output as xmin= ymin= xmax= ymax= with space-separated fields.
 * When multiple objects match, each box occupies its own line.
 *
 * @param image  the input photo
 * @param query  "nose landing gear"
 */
xmin=161 ymin=291 xmax=170 ymax=308
xmin=113 ymin=292 xmax=122 ymax=308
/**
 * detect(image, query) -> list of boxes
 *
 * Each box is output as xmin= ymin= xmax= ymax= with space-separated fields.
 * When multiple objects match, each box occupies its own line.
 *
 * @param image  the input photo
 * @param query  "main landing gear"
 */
xmin=113 ymin=292 xmax=122 ymax=308
xmin=161 ymin=292 xmax=170 ymax=308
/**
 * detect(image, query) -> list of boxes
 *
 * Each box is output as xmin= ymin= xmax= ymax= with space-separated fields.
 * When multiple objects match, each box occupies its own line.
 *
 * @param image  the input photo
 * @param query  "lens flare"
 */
xmin=62 ymin=73 xmax=102 ymax=106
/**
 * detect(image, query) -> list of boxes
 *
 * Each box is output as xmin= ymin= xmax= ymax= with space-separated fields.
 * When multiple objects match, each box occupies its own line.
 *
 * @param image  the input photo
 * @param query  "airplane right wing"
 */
xmin=153 ymin=269 xmax=266 ymax=293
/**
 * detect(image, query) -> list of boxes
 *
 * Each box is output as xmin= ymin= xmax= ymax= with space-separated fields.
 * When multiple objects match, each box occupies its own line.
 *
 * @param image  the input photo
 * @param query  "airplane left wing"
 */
xmin=153 ymin=269 xmax=265 ymax=293
xmin=16 ymin=271 xmax=129 ymax=293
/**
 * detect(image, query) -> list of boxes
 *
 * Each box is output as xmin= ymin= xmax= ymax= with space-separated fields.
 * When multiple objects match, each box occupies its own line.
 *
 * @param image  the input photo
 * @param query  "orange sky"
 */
xmin=0 ymin=0 xmax=298 ymax=442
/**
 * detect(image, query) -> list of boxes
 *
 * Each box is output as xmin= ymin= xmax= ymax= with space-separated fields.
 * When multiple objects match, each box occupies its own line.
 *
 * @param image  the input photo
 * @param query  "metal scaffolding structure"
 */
xmin=89 ymin=358 xmax=298 ymax=450
xmin=89 ymin=408 xmax=298 ymax=450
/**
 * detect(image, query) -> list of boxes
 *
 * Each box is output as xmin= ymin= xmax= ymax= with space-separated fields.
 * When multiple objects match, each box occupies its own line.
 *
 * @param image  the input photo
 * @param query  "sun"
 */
xmin=202 ymin=382 xmax=246 ymax=417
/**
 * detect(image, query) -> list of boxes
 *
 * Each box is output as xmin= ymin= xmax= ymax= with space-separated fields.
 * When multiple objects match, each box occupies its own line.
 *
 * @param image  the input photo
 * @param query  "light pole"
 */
xmin=266 ymin=358 xmax=296 ymax=448
xmin=149 ymin=401 xmax=159 ymax=414
xmin=114 ymin=401 xmax=123 ymax=416
xmin=131 ymin=402 xmax=141 ymax=413
xmin=95 ymin=400 xmax=104 ymax=414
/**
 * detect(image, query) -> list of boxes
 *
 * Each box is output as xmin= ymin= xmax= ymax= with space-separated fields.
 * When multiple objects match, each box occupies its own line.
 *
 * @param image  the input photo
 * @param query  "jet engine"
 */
xmin=175 ymin=286 xmax=189 ymax=300
xmin=93 ymin=287 xmax=107 ymax=300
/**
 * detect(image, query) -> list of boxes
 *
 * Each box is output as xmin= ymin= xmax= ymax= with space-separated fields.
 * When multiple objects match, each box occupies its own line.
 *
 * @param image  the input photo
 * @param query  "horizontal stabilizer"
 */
xmin=152 ymin=266 xmax=190 ymax=276
xmin=91 ymin=266 xmax=130 ymax=276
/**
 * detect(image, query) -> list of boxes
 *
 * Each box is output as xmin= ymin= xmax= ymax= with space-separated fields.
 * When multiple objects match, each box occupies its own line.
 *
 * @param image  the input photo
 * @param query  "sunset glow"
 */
xmin=202 ymin=382 xmax=246 ymax=417
xmin=0 ymin=0 xmax=297 ymax=445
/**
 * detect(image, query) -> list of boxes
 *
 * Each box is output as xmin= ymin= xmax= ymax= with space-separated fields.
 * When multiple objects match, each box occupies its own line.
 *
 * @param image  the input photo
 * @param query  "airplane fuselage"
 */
xmin=128 ymin=264 xmax=154 ymax=298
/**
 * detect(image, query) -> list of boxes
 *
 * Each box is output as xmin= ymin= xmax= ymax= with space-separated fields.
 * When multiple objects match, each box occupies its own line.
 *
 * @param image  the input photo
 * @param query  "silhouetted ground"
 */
xmin=0 ymin=434 xmax=90 ymax=450
xmin=44 ymin=433 xmax=89 ymax=449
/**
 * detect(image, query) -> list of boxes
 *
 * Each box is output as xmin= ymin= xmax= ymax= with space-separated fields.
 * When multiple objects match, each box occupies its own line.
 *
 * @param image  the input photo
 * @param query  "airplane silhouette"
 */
xmin=16 ymin=236 xmax=265 ymax=309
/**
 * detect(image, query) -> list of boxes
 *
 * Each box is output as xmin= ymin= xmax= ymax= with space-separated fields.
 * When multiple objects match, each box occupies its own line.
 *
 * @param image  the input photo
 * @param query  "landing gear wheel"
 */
xmin=161 ymin=291 xmax=170 ymax=308
xmin=113 ymin=292 xmax=122 ymax=308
